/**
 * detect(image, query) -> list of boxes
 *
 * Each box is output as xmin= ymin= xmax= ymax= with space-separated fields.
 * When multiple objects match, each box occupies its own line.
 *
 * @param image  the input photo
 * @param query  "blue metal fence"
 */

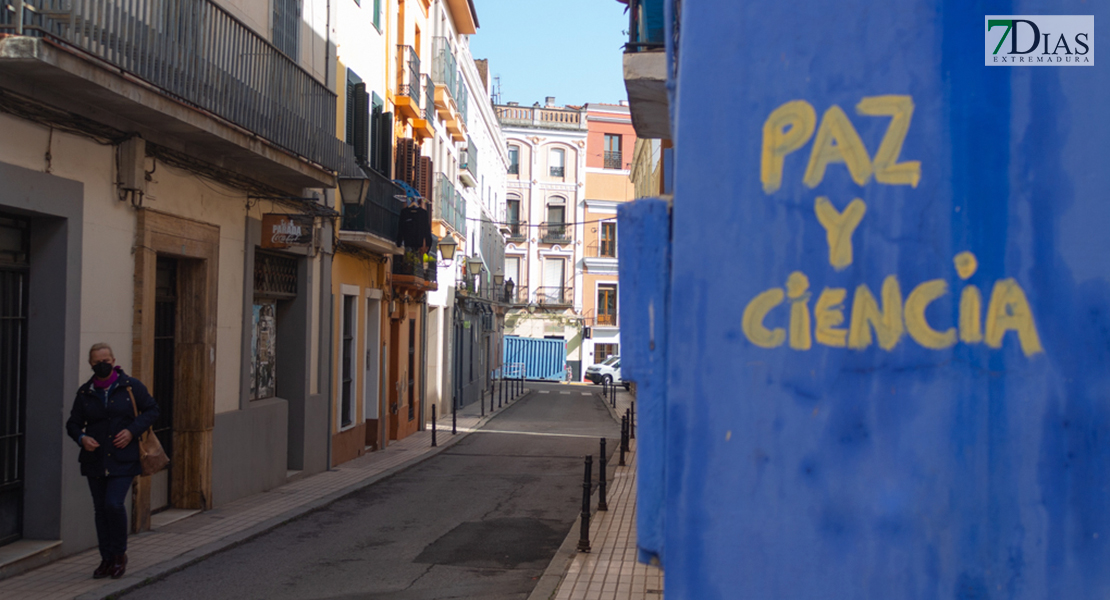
xmin=503 ymin=336 xmax=566 ymax=381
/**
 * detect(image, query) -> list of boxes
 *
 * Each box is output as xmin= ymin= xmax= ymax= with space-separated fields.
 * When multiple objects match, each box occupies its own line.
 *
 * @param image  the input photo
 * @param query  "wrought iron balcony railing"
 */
xmin=535 ymin=286 xmax=572 ymax=306
xmin=539 ymin=222 xmax=573 ymax=244
xmin=341 ymin=168 xmax=405 ymax=241
xmin=604 ymin=151 xmax=623 ymax=170
xmin=0 ymin=0 xmax=341 ymax=170
xmin=507 ymin=221 xmax=527 ymax=242
xmin=549 ymin=166 xmax=565 ymax=178
xmin=435 ymin=173 xmax=466 ymax=235
xmin=597 ymin=313 xmax=617 ymax=326
xmin=507 ymin=163 xmax=520 ymax=175
xmin=431 ymin=37 xmax=458 ymax=99
xmin=392 ymin=251 xmax=437 ymax=282
xmin=397 ymin=45 xmax=420 ymax=100
xmin=423 ymin=74 xmax=435 ymax=122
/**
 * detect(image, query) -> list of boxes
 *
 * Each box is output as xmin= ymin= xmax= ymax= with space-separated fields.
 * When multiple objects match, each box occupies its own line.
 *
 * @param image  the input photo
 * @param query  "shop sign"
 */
xmin=261 ymin=214 xmax=314 ymax=249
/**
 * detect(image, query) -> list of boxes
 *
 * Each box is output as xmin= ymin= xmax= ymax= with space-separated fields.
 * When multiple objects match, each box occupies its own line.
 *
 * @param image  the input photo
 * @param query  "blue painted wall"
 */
xmin=653 ymin=1 xmax=1110 ymax=598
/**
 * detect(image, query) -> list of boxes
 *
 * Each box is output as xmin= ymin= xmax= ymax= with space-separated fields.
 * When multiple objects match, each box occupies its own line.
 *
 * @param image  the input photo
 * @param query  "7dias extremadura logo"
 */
xmin=986 ymin=15 xmax=1093 ymax=65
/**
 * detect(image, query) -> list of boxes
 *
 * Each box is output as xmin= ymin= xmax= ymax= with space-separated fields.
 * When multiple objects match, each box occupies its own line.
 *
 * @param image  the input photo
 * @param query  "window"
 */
xmin=340 ymin=295 xmax=357 ymax=427
xmin=373 ymin=0 xmax=381 ymax=31
xmin=600 ymin=222 xmax=616 ymax=257
xmin=543 ymin=203 xmax=568 ymax=242
xmin=604 ymin=134 xmax=622 ymax=169
xmin=549 ymin=148 xmax=565 ymax=177
xmin=598 ymin=285 xmax=617 ymax=326
xmin=542 ymin=258 xmax=566 ymax=303
xmin=595 ymin=343 xmax=619 ymax=363
xmin=505 ymin=257 xmax=520 ymax=296
xmin=507 ymin=198 xmax=522 ymax=239
xmin=272 ymin=0 xmax=302 ymax=59
xmin=346 ymin=70 xmax=369 ymax=167
xmin=507 ymin=145 xmax=520 ymax=174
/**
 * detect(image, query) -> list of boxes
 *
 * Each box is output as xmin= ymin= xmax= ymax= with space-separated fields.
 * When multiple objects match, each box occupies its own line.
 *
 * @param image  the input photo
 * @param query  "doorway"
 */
xmin=0 ymin=214 xmax=29 ymax=547
xmin=364 ymin=297 xmax=381 ymax=448
xmin=150 ymin=257 xmax=178 ymax=512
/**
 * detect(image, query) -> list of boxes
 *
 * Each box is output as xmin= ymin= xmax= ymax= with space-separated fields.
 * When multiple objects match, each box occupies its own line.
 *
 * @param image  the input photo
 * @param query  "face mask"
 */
xmin=92 ymin=361 xmax=114 ymax=379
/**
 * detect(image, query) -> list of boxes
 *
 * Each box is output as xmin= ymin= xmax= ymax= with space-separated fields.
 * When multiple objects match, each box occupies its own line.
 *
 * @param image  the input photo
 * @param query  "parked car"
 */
xmin=585 ymin=355 xmax=623 ymax=386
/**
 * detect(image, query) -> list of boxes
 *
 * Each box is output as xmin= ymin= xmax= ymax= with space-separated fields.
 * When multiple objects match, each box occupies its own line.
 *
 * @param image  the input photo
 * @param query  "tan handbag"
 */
xmin=127 ymin=387 xmax=170 ymax=476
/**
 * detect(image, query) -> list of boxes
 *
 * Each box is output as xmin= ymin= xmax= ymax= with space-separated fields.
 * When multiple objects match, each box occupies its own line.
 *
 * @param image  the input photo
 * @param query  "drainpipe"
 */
xmin=421 ymin=300 xmax=429 ymax=430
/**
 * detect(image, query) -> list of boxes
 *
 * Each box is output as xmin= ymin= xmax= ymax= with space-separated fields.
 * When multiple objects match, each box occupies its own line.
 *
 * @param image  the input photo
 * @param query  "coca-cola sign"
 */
xmin=261 ymin=214 xmax=314 ymax=249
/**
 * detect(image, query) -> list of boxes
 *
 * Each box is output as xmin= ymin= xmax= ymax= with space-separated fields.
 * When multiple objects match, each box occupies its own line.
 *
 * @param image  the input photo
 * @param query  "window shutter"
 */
xmin=352 ymin=83 xmax=369 ymax=166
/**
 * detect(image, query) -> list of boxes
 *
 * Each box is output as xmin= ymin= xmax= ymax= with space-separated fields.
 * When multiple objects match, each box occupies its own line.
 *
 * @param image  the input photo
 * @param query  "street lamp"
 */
xmin=493 ymin=268 xmax=504 ymax=286
xmin=467 ymin=256 xmax=484 ymax=276
xmin=438 ymin=235 xmax=458 ymax=263
xmin=337 ymin=171 xmax=371 ymax=205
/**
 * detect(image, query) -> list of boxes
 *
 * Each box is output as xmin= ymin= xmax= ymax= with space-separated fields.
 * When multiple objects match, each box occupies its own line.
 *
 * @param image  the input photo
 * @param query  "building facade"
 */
xmin=580 ymin=103 xmax=637 ymax=372
xmin=0 ymin=0 xmax=342 ymax=568
xmin=496 ymin=99 xmax=589 ymax=380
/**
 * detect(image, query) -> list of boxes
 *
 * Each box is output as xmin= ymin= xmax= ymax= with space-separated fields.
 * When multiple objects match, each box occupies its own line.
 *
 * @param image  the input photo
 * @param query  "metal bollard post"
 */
xmin=491 ymin=379 xmax=495 ymax=412
xmin=431 ymin=404 xmax=437 ymax=447
xmin=598 ymin=439 xmax=608 ymax=511
xmin=498 ymin=373 xmax=503 ymax=408
xmin=619 ymin=415 xmax=627 ymax=466
xmin=631 ymin=399 xmax=636 ymax=437
xmin=577 ymin=455 xmax=593 ymax=552
xmin=452 ymin=393 xmax=457 ymax=435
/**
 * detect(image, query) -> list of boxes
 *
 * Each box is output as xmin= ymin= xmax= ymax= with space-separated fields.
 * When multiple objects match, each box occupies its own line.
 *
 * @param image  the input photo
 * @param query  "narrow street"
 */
xmin=123 ymin=382 xmax=618 ymax=600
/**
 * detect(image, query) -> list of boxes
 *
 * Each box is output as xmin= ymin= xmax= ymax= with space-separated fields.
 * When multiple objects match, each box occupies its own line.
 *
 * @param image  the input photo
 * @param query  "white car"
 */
xmin=585 ymin=355 xmax=623 ymax=386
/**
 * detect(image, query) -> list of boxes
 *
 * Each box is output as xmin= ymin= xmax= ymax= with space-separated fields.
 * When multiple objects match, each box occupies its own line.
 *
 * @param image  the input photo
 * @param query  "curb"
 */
xmin=79 ymin=392 xmax=530 ymax=600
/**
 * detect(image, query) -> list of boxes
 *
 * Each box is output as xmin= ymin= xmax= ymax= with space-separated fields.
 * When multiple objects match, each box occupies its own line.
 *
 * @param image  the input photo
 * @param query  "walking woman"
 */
xmin=66 ymin=343 xmax=160 ymax=579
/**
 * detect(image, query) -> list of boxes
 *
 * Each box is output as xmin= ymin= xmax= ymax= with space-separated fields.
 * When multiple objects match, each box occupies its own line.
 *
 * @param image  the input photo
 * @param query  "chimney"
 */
xmin=619 ymin=100 xmax=629 ymax=107
xmin=545 ymin=96 xmax=555 ymax=107
xmin=474 ymin=59 xmax=489 ymax=90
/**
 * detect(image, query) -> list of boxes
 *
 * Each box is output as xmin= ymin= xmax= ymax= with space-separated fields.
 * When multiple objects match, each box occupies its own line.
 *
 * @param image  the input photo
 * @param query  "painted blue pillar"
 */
xmin=623 ymin=1 xmax=1110 ymax=598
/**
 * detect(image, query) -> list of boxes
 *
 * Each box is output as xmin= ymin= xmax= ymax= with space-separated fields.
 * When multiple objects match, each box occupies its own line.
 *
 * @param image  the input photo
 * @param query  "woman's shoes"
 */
xmin=92 ymin=558 xmax=112 ymax=579
xmin=108 ymin=553 xmax=128 ymax=579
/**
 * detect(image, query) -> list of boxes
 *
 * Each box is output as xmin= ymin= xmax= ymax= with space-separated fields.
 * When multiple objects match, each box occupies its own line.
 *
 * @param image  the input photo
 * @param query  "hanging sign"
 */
xmin=261 ymin=214 xmax=314 ymax=249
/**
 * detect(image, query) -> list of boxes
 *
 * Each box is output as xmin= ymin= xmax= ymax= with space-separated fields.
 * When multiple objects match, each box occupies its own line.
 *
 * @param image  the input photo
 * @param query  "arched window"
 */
xmin=507 ymin=144 xmax=520 ymax=174
xmin=507 ymin=194 xmax=523 ymax=239
xmin=549 ymin=148 xmax=565 ymax=177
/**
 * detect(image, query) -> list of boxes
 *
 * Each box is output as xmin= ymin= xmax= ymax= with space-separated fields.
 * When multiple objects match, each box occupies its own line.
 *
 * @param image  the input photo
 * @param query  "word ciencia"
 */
xmin=746 ymin=95 xmax=1043 ymax=357
xmin=740 ymin=252 xmax=1043 ymax=357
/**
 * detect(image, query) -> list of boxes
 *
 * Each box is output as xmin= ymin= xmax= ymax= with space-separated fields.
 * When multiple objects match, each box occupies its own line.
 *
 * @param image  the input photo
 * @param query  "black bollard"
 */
xmin=630 ymin=400 xmax=635 ymax=440
xmin=490 ymin=379 xmax=495 ymax=412
xmin=598 ymin=439 xmax=608 ymax=511
xmin=619 ymin=415 xmax=627 ymax=466
xmin=431 ymin=404 xmax=437 ymax=447
xmin=577 ymin=455 xmax=593 ymax=552
xmin=498 ymin=374 xmax=503 ymax=408
xmin=452 ymin=393 xmax=457 ymax=435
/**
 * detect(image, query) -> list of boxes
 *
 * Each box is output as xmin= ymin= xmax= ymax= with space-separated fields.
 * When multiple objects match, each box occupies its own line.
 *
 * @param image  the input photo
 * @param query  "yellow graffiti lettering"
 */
xmin=803 ymin=105 xmax=873 ymax=188
xmin=904 ymin=279 xmax=956 ymax=349
xmin=848 ymin=276 xmax=904 ymax=350
xmin=814 ymin=288 xmax=848 ymax=347
xmin=761 ymin=100 xmax=817 ymax=194
xmin=814 ymin=196 xmax=867 ymax=270
xmin=954 ymin=251 xmax=978 ymax=280
xmin=856 ymin=95 xmax=921 ymax=187
xmin=742 ymin=288 xmax=786 ymax=348
xmin=959 ymin=286 xmax=983 ymax=344
xmin=984 ymin=279 xmax=1043 ymax=356
xmin=786 ymin=271 xmax=812 ymax=350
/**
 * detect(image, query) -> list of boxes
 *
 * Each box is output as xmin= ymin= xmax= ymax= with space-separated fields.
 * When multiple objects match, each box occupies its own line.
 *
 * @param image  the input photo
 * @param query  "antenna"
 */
xmin=492 ymin=75 xmax=502 ymax=105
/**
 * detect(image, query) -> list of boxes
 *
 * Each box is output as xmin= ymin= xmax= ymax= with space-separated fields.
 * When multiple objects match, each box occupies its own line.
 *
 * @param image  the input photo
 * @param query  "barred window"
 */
xmin=254 ymin=251 xmax=298 ymax=298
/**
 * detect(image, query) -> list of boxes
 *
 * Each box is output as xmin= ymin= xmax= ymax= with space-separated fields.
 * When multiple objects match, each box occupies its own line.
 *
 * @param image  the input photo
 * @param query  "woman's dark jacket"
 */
xmin=65 ymin=368 xmax=160 ymax=477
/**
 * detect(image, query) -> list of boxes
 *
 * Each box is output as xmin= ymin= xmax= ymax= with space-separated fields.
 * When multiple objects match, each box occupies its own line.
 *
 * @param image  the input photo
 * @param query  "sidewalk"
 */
xmin=0 ymin=384 xmax=531 ymax=600
xmin=533 ymin=388 xmax=665 ymax=600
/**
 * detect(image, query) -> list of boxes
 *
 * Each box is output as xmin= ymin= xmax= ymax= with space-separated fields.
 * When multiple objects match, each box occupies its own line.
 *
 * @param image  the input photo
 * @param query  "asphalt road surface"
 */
xmin=124 ymin=382 xmax=619 ymax=600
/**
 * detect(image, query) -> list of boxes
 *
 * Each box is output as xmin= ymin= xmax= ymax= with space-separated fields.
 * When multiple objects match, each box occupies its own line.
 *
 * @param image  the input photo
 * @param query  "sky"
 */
xmin=468 ymin=0 xmax=630 ymax=107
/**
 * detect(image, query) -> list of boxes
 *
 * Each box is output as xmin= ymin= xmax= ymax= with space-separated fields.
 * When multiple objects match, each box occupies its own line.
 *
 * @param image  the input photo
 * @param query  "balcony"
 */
xmin=604 ymin=151 xmax=624 ymax=170
xmin=432 ymin=37 xmax=458 ymax=110
xmin=622 ymin=0 xmax=671 ymax=139
xmin=0 ymin=0 xmax=340 ymax=189
xmin=549 ymin=166 xmax=565 ymax=178
xmin=507 ymin=221 xmax=527 ymax=243
xmin=435 ymin=174 xmax=466 ymax=236
xmin=495 ymin=105 xmax=588 ymax=131
xmin=508 ymin=286 xmax=530 ymax=305
xmin=395 ymin=45 xmax=421 ymax=120
xmin=587 ymin=240 xmax=617 ymax=258
xmin=535 ymin=286 xmax=572 ymax=307
xmin=392 ymin=250 xmax=437 ymax=292
xmin=508 ymin=163 xmax=520 ymax=175
xmin=412 ymin=74 xmax=435 ymax=141
xmin=459 ymin=136 xmax=478 ymax=187
xmin=339 ymin=168 xmax=405 ymax=255
xmin=539 ymin=222 xmax=573 ymax=245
